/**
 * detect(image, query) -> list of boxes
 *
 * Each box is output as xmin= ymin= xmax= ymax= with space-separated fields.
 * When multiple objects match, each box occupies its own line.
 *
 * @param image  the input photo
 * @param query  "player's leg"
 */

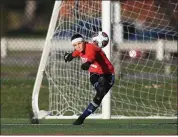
xmin=73 ymin=73 xmax=114 ymax=125
xmin=73 ymin=73 xmax=100 ymax=125
xmin=91 ymin=74 xmax=115 ymax=106
xmin=87 ymin=73 xmax=115 ymax=116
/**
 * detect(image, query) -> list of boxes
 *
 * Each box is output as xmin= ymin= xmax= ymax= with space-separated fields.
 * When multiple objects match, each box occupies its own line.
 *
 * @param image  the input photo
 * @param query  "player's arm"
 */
xmin=81 ymin=46 xmax=98 ymax=70
xmin=64 ymin=50 xmax=80 ymax=62
xmin=81 ymin=62 xmax=92 ymax=70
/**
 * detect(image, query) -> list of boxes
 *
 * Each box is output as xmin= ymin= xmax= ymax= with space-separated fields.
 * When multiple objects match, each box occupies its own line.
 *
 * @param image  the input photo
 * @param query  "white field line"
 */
xmin=1 ymin=123 xmax=72 ymax=126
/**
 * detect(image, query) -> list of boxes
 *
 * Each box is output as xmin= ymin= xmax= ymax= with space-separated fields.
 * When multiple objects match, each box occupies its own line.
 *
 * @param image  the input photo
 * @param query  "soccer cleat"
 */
xmin=73 ymin=117 xmax=84 ymax=125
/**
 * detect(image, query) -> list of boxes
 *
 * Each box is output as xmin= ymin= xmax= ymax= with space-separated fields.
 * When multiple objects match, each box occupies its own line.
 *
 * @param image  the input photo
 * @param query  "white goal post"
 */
xmin=32 ymin=1 xmax=61 ymax=119
xmin=32 ymin=0 xmax=177 ymax=119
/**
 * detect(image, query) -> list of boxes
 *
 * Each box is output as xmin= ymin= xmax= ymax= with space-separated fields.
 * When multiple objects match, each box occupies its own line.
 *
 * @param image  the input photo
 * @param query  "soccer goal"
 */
xmin=32 ymin=0 xmax=177 ymax=119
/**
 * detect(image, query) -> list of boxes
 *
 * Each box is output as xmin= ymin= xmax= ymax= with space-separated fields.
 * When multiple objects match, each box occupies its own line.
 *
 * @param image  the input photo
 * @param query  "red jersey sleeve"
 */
xmin=72 ymin=50 xmax=80 ymax=57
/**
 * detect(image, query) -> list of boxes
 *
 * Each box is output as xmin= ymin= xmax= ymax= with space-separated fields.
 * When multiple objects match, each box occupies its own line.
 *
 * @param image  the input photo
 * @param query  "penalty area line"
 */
xmin=1 ymin=124 xmax=72 ymax=126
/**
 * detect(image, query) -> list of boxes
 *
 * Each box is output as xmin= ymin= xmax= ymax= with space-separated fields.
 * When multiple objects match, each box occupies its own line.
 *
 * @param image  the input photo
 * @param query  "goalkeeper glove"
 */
xmin=81 ymin=62 xmax=92 ymax=70
xmin=64 ymin=53 xmax=74 ymax=62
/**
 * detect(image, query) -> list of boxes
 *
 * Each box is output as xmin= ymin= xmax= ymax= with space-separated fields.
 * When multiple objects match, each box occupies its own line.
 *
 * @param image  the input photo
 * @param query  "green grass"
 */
xmin=1 ymin=118 xmax=177 ymax=135
xmin=1 ymin=79 xmax=49 ymax=118
xmin=120 ymin=59 xmax=177 ymax=74
xmin=1 ymin=78 xmax=177 ymax=118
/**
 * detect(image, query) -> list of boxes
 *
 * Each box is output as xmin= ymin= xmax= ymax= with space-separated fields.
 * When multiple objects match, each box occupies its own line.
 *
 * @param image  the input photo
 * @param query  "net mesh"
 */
xmin=44 ymin=0 xmax=177 ymax=117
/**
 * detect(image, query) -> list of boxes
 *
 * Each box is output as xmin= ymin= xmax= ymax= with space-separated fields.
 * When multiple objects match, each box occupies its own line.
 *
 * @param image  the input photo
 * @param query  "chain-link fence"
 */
xmin=1 ymin=0 xmax=55 ymax=80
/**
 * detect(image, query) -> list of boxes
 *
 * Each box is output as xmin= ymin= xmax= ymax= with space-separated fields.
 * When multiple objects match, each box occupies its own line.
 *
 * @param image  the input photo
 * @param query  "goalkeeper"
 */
xmin=64 ymin=34 xmax=115 ymax=125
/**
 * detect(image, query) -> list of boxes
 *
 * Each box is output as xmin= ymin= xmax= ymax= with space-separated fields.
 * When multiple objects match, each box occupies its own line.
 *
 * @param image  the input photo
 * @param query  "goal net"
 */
xmin=32 ymin=0 xmax=177 ymax=119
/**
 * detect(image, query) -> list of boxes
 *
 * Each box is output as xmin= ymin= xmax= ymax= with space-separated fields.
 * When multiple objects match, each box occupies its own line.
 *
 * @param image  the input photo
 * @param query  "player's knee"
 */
xmin=93 ymin=97 xmax=102 ymax=106
xmin=93 ymin=94 xmax=104 ymax=106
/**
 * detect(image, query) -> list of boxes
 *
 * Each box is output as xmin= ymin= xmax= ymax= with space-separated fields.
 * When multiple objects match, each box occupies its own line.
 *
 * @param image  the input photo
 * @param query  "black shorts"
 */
xmin=90 ymin=73 xmax=115 ymax=94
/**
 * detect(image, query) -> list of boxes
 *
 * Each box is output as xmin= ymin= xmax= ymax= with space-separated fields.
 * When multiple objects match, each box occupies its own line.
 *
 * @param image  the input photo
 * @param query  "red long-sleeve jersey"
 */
xmin=72 ymin=42 xmax=114 ymax=74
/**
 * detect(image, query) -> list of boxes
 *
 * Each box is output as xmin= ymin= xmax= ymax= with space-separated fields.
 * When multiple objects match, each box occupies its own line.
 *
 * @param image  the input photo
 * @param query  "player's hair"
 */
xmin=71 ymin=34 xmax=83 ymax=41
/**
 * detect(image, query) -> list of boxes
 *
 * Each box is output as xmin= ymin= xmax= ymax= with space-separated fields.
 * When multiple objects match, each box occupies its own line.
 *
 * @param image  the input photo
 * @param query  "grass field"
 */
xmin=1 ymin=78 xmax=177 ymax=135
xmin=1 ymin=118 xmax=177 ymax=135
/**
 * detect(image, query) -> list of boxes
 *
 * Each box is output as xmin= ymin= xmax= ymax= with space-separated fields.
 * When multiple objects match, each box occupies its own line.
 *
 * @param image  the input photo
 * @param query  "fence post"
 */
xmin=164 ymin=48 xmax=171 ymax=76
xmin=1 ymin=38 xmax=7 ymax=58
